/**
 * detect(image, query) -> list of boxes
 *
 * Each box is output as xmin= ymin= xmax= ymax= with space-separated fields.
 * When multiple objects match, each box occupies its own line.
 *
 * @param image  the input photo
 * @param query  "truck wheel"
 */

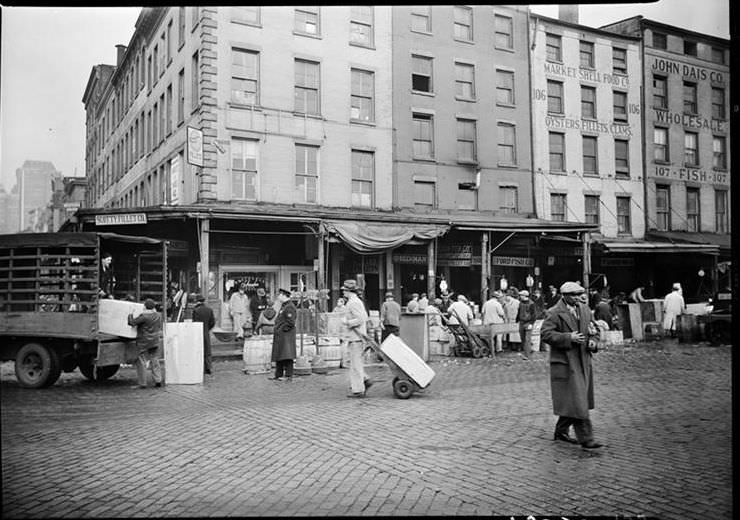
xmin=78 ymin=358 xmax=120 ymax=381
xmin=393 ymin=378 xmax=414 ymax=399
xmin=14 ymin=343 xmax=62 ymax=389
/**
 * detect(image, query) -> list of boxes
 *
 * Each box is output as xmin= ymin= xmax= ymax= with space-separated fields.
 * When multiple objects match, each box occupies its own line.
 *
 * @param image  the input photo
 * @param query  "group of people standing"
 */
xmin=227 ymin=285 xmax=271 ymax=340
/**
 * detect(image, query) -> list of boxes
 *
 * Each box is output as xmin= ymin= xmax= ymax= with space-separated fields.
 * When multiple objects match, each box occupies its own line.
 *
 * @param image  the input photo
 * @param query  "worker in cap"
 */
xmin=663 ymin=282 xmax=686 ymax=338
xmin=341 ymin=280 xmax=373 ymax=397
xmin=540 ymin=280 xmax=603 ymax=450
xmin=380 ymin=290 xmax=401 ymax=342
xmin=516 ymin=290 xmax=536 ymax=360
xmin=192 ymin=293 xmax=215 ymax=375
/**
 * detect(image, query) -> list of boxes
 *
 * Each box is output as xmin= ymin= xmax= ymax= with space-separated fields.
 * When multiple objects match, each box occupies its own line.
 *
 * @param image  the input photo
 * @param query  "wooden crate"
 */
xmin=98 ymin=299 xmax=144 ymax=339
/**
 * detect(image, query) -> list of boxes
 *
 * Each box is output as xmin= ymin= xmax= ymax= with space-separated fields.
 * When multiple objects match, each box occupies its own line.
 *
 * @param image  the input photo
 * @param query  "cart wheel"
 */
xmin=471 ymin=345 xmax=483 ymax=358
xmin=393 ymin=378 xmax=414 ymax=399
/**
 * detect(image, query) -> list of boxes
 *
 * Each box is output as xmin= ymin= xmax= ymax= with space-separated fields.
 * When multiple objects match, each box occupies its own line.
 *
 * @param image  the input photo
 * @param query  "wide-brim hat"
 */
xmin=278 ymin=288 xmax=291 ymax=297
xmin=341 ymin=280 xmax=359 ymax=292
xmin=560 ymin=281 xmax=585 ymax=295
xmin=385 ymin=291 xmax=394 ymax=298
xmin=195 ymin=294 xmax=206 ymax=302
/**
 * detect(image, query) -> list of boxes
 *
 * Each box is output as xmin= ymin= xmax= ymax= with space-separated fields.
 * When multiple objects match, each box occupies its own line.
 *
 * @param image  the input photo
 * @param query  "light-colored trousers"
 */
xmin=347 ymin=340 xmax=368 ymax=394
xmin=232 ymin=312 xmax=248 ymax=337
xmin=136 ymin=348 xmax=162 ymax=387
xmin=487 ymin=325 xmax=503 ymax=351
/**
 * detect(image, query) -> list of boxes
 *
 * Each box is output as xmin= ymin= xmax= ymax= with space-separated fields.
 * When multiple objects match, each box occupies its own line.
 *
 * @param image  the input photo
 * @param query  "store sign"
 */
xmin=95 ymin=213 xmax=147 ymax=226
xmin=653 ymin=110 xmax=725 ymax=133
xmin=601 ymin=257 xmax=634 ymax=267
xmin=653 ymin=165 xmax=729 ymax=185
xmin=545 ymin=116 xmax=633 ymax=137
xmin=187 ymin=127 xmax=204 ymax=166
xmin=438 ymin=244 xmax=473 ymax=260
xmin=492 ymin=256 xmax=534 ymax=267
xmin=392 ymin=253 xmax=427 ymax=265
xmin=170 ymin=155 xmax=182 ymax=204
xmin=651 ymin=57 xmax=725 ymax=83
xmin=544 ymin=61 xmax=630 ymax=87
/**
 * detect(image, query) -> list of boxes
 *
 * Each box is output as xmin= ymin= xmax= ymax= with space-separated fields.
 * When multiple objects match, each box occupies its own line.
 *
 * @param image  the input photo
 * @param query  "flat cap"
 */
xmin=560 ymin=281 xmax=585 ymax=295
xmin=519 ymin=290 xmax=529 ymax=298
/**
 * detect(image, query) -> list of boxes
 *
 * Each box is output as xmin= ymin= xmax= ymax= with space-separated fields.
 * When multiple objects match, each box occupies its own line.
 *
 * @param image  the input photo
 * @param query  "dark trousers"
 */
xmin=203 ymin=337 xmax=212 ymax=374
xmin=381 ymin=325 xmax=399 ymax=342
xmin=555 ymin=416 xmax=594 ymax=443
xmin=275 ymin=359 xmax=293 ymax=378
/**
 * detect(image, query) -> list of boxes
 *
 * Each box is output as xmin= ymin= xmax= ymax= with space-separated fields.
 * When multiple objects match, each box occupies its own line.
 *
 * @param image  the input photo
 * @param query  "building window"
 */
xmin=411 ymin=6 xmax=431 ymax=33
xmin=579 ymin=41 xmax=594 ymax=68
xmin=295 ymin=144 xmax=318 ymax=204
xmin=546 ymin=33 xmax=562 ymax=62
xmin=683 ymin=82 xmax=697 ymax=114
xmin=453 ymin=6 xmax=473 ymax=41
xmin=178 ymin=6 xmax=185 ymax=47
xmin=500 ymin=186 xmax=518 ymax=214
xmin=494 ymin=14 xmax=513 ymax=49
xmin=232 ymin=6 xmax=260 ymax=25
xmin=686 ymin=188 xmax=700 ymax=232
xmin=550 ymin=193 xmax=566 ymax=222
xmin=613 ymin=91 xmax=627 ymax=121
xmin=616 ymin=196 xmax=631 ymax=234
xmin=350 ymin=6 xmax=373 ymax=46
xmin=351 ymin=69 xmax=374 ymax=122
xmin=615 ymin=139 xmax=629 ymax=178
xmin=654 ymin=127 xmax=668 ymax=162
xmin=684 ymin=132 xmax=698 ymax=166
xmin=167 ymin=20 xmax=173 ymax=63
xmin=715 ymin=189 xmax=728 ymax=233
xmin=412 ymin=113 xmax=434 ymax=159
xmin=456 ymin=119 xmax=477 ymax=162
xmin=655 ymin=185 xmax=671 ymax=231
xmin=153 ymin=45 xmax=159 ymax=83
xmin=231 ymin=138 xmax=258 ymax=200
xmin=231 ymin=48 xmax=259 ymax=105
xmin=653 ymin=32 xmax=667 ymax=49
xmin=613 ymin=48 xmax=627 ymax=74
xmin=166 ymin=84 xmax=172 ymax=135
xmin=547 ymin=80 xmax=563 ymax=114
xmin=549 ymin=132 xmax=565 ymax=171
xmin=158 ymin=94 xmax=165 ymax=143
xmin=496 ymin=69 xmax=515 ymax=105
xmin=295 ymin=7 xmax=320 ymax=36
xmin=497 ymin=123 xmax=516 ymax=165
xmin=177 ymin=68 xmax=184 ymax=123
xmin=152 ymin=103 xmax=158 ymax=146
xmin=582 ymin=135 xmax=598 ymax=175
xmin=351 ymin=150 xmax=374 ymax=208
xmin=584 ymin=195 xmax=600 ymax=225
xmin=454 ymin=62 xmax=475 ymax=100
xmin=713 ymin=136 xmax=727 ymax=169
xmin=294 ymin=59 xmax=320 ymax=115
xmin=711 ymin=87 xmax=725 ymax=119
xmin=711 ymin=46 xmax=725 ymax=65
xmin=683 ymin=40 xmax=697 ymax=56
xmin=411 ymin=55 xmax=433 ymax=93
xmin=653 ymin=75 xmax=667 ymax=109
xmin=191 ymin=6 xmax=199 ymax=29
xmin=414 ymin=180 xmax=436 ymax=207
xmin=581 ymin=86 xmax=596 ymax=119
xmin=191 ymin=51 xmax=199 ymax=110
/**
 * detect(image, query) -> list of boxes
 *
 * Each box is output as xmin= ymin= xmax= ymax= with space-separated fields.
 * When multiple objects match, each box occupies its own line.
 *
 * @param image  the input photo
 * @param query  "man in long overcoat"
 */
xmin=270 ymin=288 xmax=297 ymax=381
xmin=192 ymin=294 xmax=216 ymax=375
xmin=540 ymin=281 xmax=602 ymax=449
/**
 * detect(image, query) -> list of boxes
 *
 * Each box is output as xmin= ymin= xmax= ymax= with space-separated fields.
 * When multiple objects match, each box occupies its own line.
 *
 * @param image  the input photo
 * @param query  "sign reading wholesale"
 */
xmin=95 ymin=213 xmax=147 ymax=226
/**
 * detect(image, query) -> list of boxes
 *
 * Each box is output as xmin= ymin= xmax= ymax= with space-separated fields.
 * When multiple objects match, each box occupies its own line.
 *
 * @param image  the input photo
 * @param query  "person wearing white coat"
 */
xmin=662 ymin=283 xmax=686 ymax=337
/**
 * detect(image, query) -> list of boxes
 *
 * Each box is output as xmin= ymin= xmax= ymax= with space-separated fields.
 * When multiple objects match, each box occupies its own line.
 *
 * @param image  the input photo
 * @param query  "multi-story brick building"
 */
xmin=601 ymin=16 xmax=730 ymax=299
xmin=15 ymin=160 xmax=61 ymax=232
xmin=74 ymin=6 xmax=594 ymax=321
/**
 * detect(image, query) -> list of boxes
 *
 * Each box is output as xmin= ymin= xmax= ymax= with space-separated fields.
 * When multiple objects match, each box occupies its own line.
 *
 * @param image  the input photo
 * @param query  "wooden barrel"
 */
xmin=243 ymin=336 xmax=272 ymax=374
xmin=318 ymin=343 xmax=342 ymax=368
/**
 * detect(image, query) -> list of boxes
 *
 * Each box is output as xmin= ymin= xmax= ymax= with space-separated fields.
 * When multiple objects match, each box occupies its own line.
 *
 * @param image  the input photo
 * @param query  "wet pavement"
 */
xmin=1 ymin=339 xmax=732 ymax=518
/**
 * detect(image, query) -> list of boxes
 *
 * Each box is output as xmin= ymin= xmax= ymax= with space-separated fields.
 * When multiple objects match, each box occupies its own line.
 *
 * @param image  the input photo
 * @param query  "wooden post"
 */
xmin=426 ymin=239 xmax=436 ymax=298
xmin=317 ymin=231 xmax=325 ymax=312
xmin=582 ymin=231 xmax=591 ymax=289
xmin=199 ymin=218 xmax=210 ymax=299
xmin=481 ymin=231 xmax=489 ymax=306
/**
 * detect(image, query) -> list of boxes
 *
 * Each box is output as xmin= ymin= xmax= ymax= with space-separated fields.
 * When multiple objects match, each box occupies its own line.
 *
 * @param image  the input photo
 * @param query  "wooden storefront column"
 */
xmin=331 ymin=242 xmax=341 ymax=306
xmin=426 ymin=239 xmax=436 ymax=298
xmin=317 ymin=231 xmax=326 ymax=312
xmin=582 ymin=231 xmax=591 ymax=290
xmin=199 ymin=218 xmax=210 ymax=298
xmin=481 ymin=231 xmax=490 ymax=305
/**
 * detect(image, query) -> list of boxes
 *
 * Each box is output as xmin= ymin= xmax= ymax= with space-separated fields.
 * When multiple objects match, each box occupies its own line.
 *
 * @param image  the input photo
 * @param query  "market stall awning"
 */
xmin=646 ymin=231 xmax=730 ymax=252
xmin=598 ymin=239 xmax=719 ymax=255
xmin=320 ymin=220 xmax=449 ymax=254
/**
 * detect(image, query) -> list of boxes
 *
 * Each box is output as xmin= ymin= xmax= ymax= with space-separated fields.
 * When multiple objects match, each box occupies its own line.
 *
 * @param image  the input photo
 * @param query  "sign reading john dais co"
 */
xmin=95 ymin=213 xmax=147 ymax=226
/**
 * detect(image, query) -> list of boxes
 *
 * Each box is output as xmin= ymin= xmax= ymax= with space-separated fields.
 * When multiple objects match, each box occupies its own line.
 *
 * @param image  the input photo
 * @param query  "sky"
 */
xmin=0 ymin=2 xmax=731 ymax=192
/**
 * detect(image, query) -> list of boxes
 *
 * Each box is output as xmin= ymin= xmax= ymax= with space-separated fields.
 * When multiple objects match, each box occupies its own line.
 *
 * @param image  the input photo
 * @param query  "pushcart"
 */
xmin=362 ymin=333 xmax=435 ymax=399
xmin=442 ymin=310 xmax=491 ymax=358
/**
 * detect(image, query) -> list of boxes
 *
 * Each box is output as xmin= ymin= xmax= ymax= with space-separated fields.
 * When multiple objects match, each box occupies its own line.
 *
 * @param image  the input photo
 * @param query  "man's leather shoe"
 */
xmin=581 ymin=440 xmax=603 ymax=449
xmin=364 ymin=379 xmax=373 ymax=390
xmin=347 ymin=392 xmax=365 ymax=398
xmin=553 ymin=432 xmax=579 ymax=444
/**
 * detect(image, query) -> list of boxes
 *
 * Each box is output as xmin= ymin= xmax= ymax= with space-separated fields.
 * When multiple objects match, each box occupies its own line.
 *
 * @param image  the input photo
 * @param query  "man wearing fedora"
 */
xmin=192 ymin=294 xmax=216 ymax=375
xmin=516 ymin=290 xmax=537 ymax=360
xmin=380 ymin=291 xmax=401 ymax=342
xmin=540 ymin=281 xmax=602 ymax=449
xmin=341 ymin=280 xmax=373 ymax=397
xmin=270 ymin=288 xmax=297 ymax=381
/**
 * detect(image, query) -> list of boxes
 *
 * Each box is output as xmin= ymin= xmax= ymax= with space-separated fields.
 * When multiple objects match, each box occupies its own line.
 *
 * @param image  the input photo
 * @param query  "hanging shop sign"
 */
xmin=600 ymin=257 xmax=635 ymax=267
xmin=187 ymin=127 xmax=204 ymax=167
xmin=491 ymin=256 xmax=534 ymax=267
xmin=95 ymin=213 xmax=147 ymax=226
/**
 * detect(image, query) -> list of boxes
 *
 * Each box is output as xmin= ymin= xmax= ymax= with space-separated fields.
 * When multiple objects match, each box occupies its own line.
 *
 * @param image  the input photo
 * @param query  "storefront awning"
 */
xmin=599 ymin=240 xmax=719 ymax=255
xmin=646 ymin=231 xmax=731 ymax=252
xmin=321 ymin=220 xmax=449 ymax=254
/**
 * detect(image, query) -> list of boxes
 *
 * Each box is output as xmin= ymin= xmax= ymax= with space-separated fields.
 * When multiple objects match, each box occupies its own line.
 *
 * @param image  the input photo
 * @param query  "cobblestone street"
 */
xmin=1 ymin=340 xmax=732 ymax=518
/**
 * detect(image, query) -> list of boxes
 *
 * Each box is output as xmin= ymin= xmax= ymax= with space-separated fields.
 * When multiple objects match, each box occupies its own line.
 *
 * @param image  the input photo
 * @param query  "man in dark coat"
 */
xmin=270 ymin=288 xmax=297 ymax=381
xmin=192 ymin=294 xmax=216 ymax=375
xmin=128 ymin=298 xmax=163 ymax=389
xmin=516 ymin=290 xmax=536 ymax=360
xmin=540 ymin=281 xmax=603 ymax=450
xmin=250 ymin=287 xmax=269 ymax=329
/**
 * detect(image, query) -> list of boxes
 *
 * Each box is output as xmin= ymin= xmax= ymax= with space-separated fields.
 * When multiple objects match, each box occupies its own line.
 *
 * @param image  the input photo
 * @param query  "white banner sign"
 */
xmin=170 ymin=155 xmax=182 ymax=204
xmin=187 ymin=127 xmax=204 ymax=166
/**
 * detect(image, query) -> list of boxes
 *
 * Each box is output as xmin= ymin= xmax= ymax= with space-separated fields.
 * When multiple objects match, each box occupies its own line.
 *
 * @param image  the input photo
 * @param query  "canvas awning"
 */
xmin=599 ymin=240 xmax=719 ymax=255
xmin=320 ymin=220 xmax=450 ymax=254
xmin=646 ymin=231 xmax=730 ymax=252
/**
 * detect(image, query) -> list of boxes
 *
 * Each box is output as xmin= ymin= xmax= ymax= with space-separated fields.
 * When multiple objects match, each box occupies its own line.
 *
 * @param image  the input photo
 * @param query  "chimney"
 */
xmin=115 ymin=44 xmax=127 ymax=67
xmin=558 ymin=5 xmax=579 ymax=25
